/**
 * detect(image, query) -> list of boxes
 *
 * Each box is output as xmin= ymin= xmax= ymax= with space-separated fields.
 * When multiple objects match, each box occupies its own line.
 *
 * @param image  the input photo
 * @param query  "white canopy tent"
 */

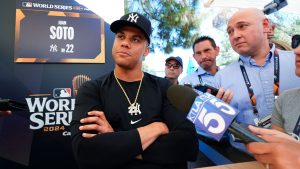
xmin=204 ymin=0 xmax=300 ymax=16
xmin=75 ymin=0 xmax=300 ymax=24
xmin=75 ymin=0 xmax=124 ymax=24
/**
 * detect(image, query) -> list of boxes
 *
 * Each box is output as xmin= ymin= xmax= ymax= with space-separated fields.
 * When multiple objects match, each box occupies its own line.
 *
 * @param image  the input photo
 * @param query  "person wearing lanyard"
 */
xmin=245 ymin=35 xmax=300 ymax=169
xmin=272 ymin=35 xmax=300 ymax=137
xmin=180 ymin=36 xmax=220 ymax=88
xmin=213 ymin=8 xmax=300 ymax=152
xmin=246 ymin=126 xmax=300 ymax=169
xmin=180 ymin=35 xmax=233 ymax=168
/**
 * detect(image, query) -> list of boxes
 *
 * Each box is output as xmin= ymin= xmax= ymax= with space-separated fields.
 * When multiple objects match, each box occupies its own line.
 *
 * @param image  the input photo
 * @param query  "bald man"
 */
xmin=213 ymin=8 xmax=300 ymax=152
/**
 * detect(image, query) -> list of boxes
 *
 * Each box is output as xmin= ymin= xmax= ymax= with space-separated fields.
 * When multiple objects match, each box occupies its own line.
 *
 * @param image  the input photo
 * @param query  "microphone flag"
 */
xmin=187 ymin=93 xmax=238 ymax=141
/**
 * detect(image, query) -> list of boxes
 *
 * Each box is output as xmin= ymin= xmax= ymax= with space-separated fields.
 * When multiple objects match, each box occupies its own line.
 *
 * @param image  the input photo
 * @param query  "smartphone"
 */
xmin=194 ymin=83 xmax=219 ymax=96
xmin=0 ymin=99 xmax=28 ymax=111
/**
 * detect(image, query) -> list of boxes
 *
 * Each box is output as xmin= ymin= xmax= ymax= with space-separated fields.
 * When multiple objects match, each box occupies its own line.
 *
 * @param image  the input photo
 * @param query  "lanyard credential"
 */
xmin=198 ymin=75 xmax=203 ymax=84
xmin=293 ymin=115 xmax=300 ymax=136
xmin=273 ymin=49 xmax=280 ymax=97
xmin=239 ymin=49 xmax=280 ymax=123
xmin=197 ymin=69 xmax=203 ymax=84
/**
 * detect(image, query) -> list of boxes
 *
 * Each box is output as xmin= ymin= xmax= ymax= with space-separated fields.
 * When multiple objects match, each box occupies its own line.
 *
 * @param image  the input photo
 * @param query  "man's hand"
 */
xmin=248 ymin=125 xmax=297 ymax=142
xmin=79 ymin=111 xmax=114 ymax=138
xmin=246 ymin=126 xmax=300 ymax=169
xmin=0 ymin=110 xmax=11 ymax=117
xmin=137 ymin=122 xmax=169 ymax=151
xmin=215 ymin=87 xmax=233 ymax=104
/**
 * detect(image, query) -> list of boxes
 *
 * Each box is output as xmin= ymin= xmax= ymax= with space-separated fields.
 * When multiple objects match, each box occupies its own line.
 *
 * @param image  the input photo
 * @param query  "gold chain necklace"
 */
xmin=114 ymin=71 xmax=143 ymax=116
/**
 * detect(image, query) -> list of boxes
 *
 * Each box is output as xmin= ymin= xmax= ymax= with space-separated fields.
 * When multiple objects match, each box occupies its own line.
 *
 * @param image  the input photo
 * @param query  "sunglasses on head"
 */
xmin=165 ymin=62 xmax=180 ymax=69
xmin=292 ymin=35 xmax=300 ymax=49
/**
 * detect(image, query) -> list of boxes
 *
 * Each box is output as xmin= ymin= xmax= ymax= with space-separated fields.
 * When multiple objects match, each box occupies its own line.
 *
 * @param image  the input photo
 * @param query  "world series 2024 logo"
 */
xmin=26 ymin=88 xmax=74 ymax=136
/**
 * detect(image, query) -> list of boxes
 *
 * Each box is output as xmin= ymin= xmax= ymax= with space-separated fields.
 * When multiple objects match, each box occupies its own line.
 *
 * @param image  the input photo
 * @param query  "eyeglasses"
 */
xmin=165 ymin=63 xmax=181 ymax=69
xmin=292 ymin=35 xmax=300 ymax=49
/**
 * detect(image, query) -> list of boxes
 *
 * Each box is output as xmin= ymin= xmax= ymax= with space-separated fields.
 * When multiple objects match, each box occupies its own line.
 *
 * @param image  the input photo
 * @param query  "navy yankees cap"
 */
xmin=166 ymin=56 xmax=183 ymax=68
xmin=110 ymin=12 xmax=152 ymax=43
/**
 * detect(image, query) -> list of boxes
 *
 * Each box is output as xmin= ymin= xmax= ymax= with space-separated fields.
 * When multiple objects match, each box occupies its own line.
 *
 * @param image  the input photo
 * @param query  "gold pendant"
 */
xmin=128 ymin=103 xmax=142 ymax=116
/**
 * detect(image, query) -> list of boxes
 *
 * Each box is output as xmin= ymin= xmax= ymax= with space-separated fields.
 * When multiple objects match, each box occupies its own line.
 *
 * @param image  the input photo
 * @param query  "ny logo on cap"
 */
xmin=127 ymin=13 xmax=139 ymax=23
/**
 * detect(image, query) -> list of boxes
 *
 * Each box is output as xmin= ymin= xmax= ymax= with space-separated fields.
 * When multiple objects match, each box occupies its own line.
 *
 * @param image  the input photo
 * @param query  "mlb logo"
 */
xmin=53 ymin=88 xmax=71 ymax=98
xmin=22 ymin=2 xmax=32 ymax=7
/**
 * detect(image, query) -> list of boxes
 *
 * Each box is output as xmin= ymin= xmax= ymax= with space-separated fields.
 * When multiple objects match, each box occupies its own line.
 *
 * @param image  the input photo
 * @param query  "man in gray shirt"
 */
xmin=272 ymin=34 xmax=300 ymax=136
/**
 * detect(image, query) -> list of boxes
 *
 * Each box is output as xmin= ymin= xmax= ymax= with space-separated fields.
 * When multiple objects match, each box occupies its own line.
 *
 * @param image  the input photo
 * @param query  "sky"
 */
xmin=75 ymin=0 xmax=124 ymax=24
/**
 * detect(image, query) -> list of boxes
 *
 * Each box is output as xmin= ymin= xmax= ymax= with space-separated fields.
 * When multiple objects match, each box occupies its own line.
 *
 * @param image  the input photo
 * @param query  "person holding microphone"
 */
xmin=247 ymin=34 xmax=300 ymax=169
xmin=246 ymin=126 xmax=300 ymax=169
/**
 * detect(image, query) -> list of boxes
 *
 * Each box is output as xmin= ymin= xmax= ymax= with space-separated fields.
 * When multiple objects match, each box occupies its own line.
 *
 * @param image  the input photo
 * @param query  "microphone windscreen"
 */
xmin=167 ymin=85 xmax=199 ymax=114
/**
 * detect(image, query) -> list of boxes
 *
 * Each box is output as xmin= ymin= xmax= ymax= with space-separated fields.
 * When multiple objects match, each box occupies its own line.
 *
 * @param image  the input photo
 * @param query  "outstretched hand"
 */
xmin=248 ymin=125 xmax=297 ymax=142
xmin=246 ymin=126 xmax=300 ymax=169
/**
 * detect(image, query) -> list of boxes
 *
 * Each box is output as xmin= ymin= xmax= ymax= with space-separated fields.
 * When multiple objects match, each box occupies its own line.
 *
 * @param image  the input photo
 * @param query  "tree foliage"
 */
xmin=270 ymin=12 xmax=300 ymax=44
xmin=211 ymin=8 xmax=239 ymax=66
xmin=125 ymin=0 xmax=202 ymax=54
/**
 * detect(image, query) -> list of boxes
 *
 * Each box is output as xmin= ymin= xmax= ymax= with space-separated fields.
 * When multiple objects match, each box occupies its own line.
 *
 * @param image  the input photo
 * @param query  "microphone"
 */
xmin=0 ymin=99 xmax=28 ymax=111
xmin=167 ymin=85 xmax=265 ymax=143
xmin=263 ymin=0 xmax=287 ymax=15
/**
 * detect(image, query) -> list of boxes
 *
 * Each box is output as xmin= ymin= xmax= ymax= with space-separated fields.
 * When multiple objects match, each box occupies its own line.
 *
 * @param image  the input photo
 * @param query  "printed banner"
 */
xmin=14 ymin=1 xmax=105 ymax=63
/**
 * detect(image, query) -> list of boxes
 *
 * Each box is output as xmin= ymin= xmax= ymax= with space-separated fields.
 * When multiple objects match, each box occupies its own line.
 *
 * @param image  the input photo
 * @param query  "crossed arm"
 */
xmin=71 ymin=110 xmax=197 ymax=169
xmin=71 ymin=80 xmax=198 ymax=169
xmin=79 ymin=111 xmax=169 ymax=152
